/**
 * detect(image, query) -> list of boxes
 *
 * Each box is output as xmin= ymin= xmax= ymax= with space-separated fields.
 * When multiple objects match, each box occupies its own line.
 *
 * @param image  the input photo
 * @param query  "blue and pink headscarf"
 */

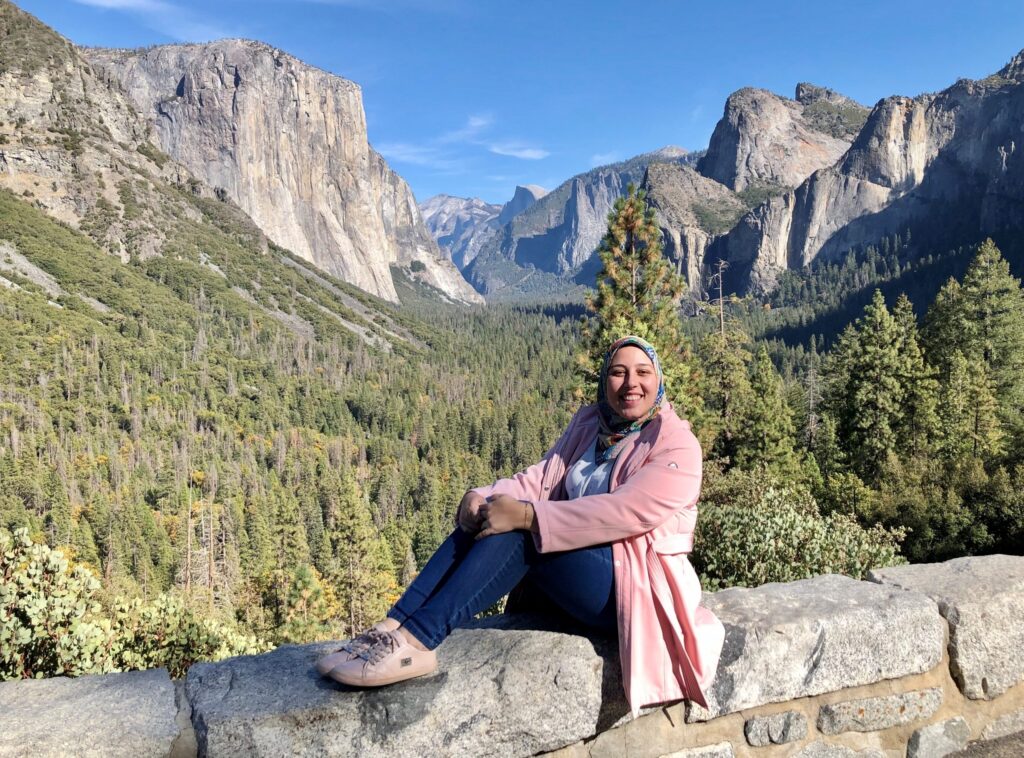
xmin=596 ymin=335 xmax=666 ymax=461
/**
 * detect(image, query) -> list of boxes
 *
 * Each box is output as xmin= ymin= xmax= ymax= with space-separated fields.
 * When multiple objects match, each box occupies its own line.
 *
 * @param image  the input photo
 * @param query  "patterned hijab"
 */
xmin=596 ymin=335 xmax=666 ymax=462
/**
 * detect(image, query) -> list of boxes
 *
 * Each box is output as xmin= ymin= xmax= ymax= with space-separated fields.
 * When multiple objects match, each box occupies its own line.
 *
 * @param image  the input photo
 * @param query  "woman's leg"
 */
xmin=400 ymin=531 xmax=617 ymax=649
xmin=388 ymin=528 xmax=477 ymax=625
xmin=526 ymin=545 xmax=617 ymax=632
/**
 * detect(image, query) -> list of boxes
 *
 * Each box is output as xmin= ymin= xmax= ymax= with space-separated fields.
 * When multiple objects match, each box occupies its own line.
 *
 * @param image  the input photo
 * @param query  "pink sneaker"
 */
xmin=327 ymin=629 xmax=437 ymax=687
xmin=315 ymin=620 xmax=396 ymax=676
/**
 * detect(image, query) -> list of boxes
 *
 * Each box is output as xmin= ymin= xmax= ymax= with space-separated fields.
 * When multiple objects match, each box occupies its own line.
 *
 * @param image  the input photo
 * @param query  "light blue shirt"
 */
xmin=565 ymin=441 xmax=613 ymax=499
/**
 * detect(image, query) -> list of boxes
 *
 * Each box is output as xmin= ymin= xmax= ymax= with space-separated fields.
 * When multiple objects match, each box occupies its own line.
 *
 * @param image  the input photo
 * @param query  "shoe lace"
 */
xmin=336 ymin=627 xmax=389 ymax=656
xmin=358 ymin=630 xmax=399 ymax=666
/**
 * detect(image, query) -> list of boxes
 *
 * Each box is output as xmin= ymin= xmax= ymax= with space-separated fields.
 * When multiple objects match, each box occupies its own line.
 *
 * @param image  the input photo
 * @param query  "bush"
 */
xmin=692 ymin=469 xmax=905 ymax=591
xmin=0 ymin=527 xmax=266 ymax=681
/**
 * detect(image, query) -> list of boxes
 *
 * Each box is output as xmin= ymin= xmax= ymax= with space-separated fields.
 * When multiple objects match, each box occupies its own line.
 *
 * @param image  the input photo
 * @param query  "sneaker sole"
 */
xmin=327 ymin=662 xmax=438 ymax=687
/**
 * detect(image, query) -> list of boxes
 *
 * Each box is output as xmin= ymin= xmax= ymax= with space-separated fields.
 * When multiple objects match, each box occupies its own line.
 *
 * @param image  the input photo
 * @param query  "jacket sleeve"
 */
xmin=470 ymin=411 xmax=578 ymax=503
xmin=531 ymin=425 xmax=702 ymax=553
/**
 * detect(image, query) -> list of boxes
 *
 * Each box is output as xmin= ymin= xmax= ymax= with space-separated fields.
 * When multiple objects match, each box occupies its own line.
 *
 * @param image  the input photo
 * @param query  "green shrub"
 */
xmin=693 ymin=470 xmax=905 ymax=591
xmin=0 ymin=527 xmax=266 ymax=681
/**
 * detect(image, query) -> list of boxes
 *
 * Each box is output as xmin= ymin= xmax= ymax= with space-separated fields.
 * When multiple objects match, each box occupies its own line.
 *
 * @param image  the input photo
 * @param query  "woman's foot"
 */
xmin=315 ymin=618 xmax=401 ymax=676
xmin=326 ymin=628 xmax=437 ymax=687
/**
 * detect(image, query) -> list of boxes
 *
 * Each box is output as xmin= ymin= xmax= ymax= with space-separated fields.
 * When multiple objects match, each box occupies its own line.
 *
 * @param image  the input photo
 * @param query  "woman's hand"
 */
xmin=457 ymin=491 xmax=486 ymax=533
xmin=476 ymin=494 xmax=535 ymax=540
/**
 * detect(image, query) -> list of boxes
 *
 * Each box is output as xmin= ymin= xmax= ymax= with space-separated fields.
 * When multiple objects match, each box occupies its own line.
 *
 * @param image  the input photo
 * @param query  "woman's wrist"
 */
xmin=522 ymin=501 xmax=537 ymax=532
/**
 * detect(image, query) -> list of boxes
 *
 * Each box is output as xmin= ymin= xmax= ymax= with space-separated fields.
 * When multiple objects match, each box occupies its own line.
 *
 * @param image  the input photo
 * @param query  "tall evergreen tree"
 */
xmin=699 ymin=328 xmax=753 ymax=464
xmin=891 ymin=294 xmax=939 ymax=456
xmin=823 ymin=290 xmax=905 ymax=484
xmin=579 ymin=184 xmax=700 ymax=415
xmin=924 ymin=239 xmax=1024 ymax=439
xmin=733 ymin=346 xmax=799 ymax=473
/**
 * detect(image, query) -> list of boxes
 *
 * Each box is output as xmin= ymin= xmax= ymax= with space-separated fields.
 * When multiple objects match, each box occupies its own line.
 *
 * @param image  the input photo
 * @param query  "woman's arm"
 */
xmin=469 ymin=409 xmax=583 ymax=503
xmin=531 ymin=426 xmax=702 ymax=553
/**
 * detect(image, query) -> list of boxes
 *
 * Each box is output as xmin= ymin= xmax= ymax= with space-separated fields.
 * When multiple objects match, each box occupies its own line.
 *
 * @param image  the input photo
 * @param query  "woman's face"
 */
xmin=605 ymin=345 xmax=659 ymax=421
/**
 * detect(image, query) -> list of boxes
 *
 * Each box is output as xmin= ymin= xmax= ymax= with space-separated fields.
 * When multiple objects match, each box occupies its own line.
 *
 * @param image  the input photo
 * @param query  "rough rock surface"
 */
xmin=186 ymin=618 xmax=623 ymax=757
xmin=816 ymin=687 xmax=942 ymax=734
xmin=465 ymin=147 xmax=691 ymax=298
xmin=687 ymin=575 xmax=944 ymax=721
xmin=0 ymin=669 xmax=180 ymax=757
xmin=718 ymin=51 xmax=1024 ymax=295
xmin=0 ymin=3 xmax=185 ymax=260
xmin=697 ymin=86 xmax=863 ymax=192
xmin=498 ymin=184 xmax=549 ymax=225
xmin=743 ymin=710 xmax=808 ymax=746
xmin=907 ymin=716 xmax=971 ymax=758
xmin=981 ymin=707 xmax=1024 ymax=740
xmin=791 ymin=743 xmax=885 ymax=758
xmin=869 ymin=554 xmax=1024 ymax=699
xmin=419 ymin=194 xmax=502 ymax=268
xmin=642 ymin=163 xmax=745 ymax=294
xmin=86 ymin=41 xmax=480 ymax=304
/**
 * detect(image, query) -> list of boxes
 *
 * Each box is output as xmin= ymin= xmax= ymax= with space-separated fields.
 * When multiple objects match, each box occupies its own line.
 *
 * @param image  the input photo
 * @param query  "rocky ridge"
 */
xmin=84 ymin=40 xmax=480 ymax=304
xmin=716 ymin=51 xmax=1024 ymax=295
xmin=418 ymin=183 xmax=548 ymax=270
xmin=464 ymin=147 xmax=692 ymax=298
xmin=642 ymin=163 xmax=747 ymax=297
xmin=697 ymin=85 xmax=866 ymax=194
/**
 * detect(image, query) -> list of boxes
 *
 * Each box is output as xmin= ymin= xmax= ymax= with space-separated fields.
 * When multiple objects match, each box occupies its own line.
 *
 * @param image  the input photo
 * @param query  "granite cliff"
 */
xmin=717 ymin=51 xmax=1024 ymax=295
xmin=84 ymin=40 xmax=480 ymax=304
xmin=464 ymin=147 xmax=692 ymax=299
xmin=419 ymin=184 xmax=547 ymax=270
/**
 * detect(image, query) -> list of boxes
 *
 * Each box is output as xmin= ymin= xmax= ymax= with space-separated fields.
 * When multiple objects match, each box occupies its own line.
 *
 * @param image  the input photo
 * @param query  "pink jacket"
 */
xmin=473 ymin=403 xmax=724 ymax=714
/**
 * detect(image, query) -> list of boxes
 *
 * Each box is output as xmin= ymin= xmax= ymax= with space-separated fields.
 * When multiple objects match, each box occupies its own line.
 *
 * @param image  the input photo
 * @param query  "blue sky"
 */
xmin=16 ymin=0 xmax=1024 ymax=205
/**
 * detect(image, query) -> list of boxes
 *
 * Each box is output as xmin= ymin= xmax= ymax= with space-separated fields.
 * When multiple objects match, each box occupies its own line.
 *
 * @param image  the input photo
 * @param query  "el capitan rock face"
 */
xmin=85 ymin=40 xmax=480 ymax=304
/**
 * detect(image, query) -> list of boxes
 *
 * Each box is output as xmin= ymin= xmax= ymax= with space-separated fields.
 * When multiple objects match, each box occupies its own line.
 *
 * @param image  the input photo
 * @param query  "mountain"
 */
xmin=697 ymin=84 xmax=868 ymax=194
xmin=496 ymin=184 xmax=548 ymax=225
xmin=464 ymin=147 xmax=693 ymax=299
xmin=716 ymin=51 xmax=1024 ymax=295
xmin=642 ymin=163 xmax=747 ymax=295
xmin=83 ymin=40 xmax=480 ymax=305
xmin=419 ymin=184 xmax=548 ymax=271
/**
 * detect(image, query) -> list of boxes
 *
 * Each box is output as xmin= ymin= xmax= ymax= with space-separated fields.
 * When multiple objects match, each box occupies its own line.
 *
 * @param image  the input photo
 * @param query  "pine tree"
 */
xmin=823 ymin=290 xmax=905 ymax=484
xmin=936 ymin=351 xmax=1003 ymax=460
xmin=891 ymin=294 xmax=939 ymax=456
xmin=579 ymin=184 xmax=700 ymax=415
xmin=733 ymin=346 xmax=799 ymax=472
xmin=924 ymin=240 xmax=1024 ymax=438
xmin=699 ymin=328 xmax=753 ymax=464
xmin=329 ymin=471 xmax=395 ymax=637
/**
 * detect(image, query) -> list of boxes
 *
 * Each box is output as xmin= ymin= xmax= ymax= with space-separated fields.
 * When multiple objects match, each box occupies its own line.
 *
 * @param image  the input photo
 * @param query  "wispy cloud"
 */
xmin=438 ymin=113 xmax=492 ymax=144
xmin=72 ymin=0 xmax=233 ymax=42
xmin=590 ymin=151 xmax=619 ymax=167
xmin=376 ymin=142 xmax=462 ymax=171
xmin=488 ymin=142 xmax=550 ymax=160
xmin=379 ymin=114 xmax=549 ymax=173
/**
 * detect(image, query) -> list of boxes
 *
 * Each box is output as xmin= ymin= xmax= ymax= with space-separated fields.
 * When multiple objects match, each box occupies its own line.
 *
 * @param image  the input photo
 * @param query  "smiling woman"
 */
xmin=316 ymin=334 xmax=724 ymax=717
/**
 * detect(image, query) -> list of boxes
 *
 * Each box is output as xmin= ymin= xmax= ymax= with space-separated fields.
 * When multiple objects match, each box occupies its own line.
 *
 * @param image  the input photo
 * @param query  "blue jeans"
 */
xmin=388 ymin=528 xmax=617 ymax=649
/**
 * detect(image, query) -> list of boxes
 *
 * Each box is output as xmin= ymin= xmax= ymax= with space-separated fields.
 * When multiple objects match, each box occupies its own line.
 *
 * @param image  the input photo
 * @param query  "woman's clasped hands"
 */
xmin=457 ymin=491 xmax=535 ymax=539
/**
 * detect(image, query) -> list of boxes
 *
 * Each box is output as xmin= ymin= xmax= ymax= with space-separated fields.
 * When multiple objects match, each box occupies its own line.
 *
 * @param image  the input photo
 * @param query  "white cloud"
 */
xmin=590 ymin=151 xmax=619 ymax=167
xmin=488 ymin=142 xmax=550 ymax=160
xmin=75 ymin=0 xmax=172 ymax=9
xmin=376 ymin=142 xmax=461 ymax=171
xmin=72 ymin=0 xmax=232 ymax=42
xmin=438 ymin=113 xmax=492 ymax=144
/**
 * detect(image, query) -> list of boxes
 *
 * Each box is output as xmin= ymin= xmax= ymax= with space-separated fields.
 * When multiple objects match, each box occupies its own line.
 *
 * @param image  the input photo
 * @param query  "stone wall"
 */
xmin=2 ymin=555 xmax=1022 ymax=758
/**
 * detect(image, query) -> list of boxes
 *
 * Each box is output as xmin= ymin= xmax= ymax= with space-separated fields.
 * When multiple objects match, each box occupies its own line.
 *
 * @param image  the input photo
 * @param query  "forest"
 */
xmin=2 ymin=184 xmax=1023 ymax=680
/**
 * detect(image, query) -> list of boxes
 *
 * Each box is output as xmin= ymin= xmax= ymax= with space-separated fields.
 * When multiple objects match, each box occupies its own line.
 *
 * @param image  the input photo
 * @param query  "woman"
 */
xmin=317 ymin=336 xmax=724 ymax=713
